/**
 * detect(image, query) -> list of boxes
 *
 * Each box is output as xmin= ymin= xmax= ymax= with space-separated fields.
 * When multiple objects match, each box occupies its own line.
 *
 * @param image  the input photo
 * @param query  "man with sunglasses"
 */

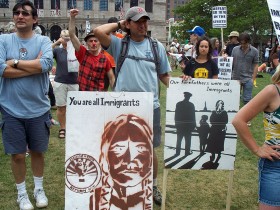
xmin=68 ymin=9 xmax=115 ymax=91
xmin=187 ymin=26 xmax=205 ymax=58
xmin=94 ymin=6 xmax=171 ymax=206
xmin=0 ymin=1 xmax=53 ymax=210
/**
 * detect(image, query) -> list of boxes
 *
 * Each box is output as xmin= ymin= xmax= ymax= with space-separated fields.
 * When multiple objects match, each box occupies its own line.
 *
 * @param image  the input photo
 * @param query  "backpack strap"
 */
xmin=148 ymin=37 xmax=160 ymax=76
xmin=114 ymin=35 xmax=130 ymax=88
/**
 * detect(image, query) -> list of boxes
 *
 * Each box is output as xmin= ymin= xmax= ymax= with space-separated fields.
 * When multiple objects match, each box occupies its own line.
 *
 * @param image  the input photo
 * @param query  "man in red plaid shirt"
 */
xmin=69 ymin=9 xmax=115 ymax=91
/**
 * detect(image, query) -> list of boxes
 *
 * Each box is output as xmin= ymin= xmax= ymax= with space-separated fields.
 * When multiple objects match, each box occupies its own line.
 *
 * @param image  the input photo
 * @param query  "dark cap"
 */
xmin=183 ymin=92 xmax=192 ymax=97
xmin=125 ymin=6 xmax=150 ymax=21
xmin=108 ymin=17 xmax=118 ymax=23
xmin=84 ymin=32 xmax=95 ymax=42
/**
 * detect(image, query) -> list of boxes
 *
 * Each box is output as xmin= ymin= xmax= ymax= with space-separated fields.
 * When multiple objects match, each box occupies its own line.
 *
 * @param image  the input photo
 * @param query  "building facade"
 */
xmin=0 ymin=0 xmax=167 ymax=43
xmin=166 ymin=0 xmax=191 ymax=20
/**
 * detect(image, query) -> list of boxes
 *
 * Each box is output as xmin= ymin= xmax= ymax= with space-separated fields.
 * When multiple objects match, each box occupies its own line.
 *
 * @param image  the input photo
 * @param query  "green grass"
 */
xmin=0 ymin=71 xmax=271 ymax=210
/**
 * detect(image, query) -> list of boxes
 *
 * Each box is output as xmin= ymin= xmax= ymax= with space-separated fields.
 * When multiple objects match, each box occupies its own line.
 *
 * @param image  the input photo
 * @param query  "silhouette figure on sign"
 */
xmin=196 ymin=115 xmax=210 ymax=154
xmin=174 ymin=92 xmax=196 ymax=156
xmin=206 ymin=100 xmax=228 ymax=164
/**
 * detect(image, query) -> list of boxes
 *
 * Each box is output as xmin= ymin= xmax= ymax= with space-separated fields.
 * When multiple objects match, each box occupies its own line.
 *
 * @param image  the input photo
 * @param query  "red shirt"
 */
xmin=75 ymin=45 xmax=111 ymax=91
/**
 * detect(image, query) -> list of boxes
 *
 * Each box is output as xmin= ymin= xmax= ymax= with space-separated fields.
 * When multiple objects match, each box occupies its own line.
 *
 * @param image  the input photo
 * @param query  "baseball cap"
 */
xmin=84 ymin=32 xmax=95 ymax=42
xmin=125 ymin=6 xmax=150 ymax=21
xmin=187 ymin=26 xmax=205 ymax=36
xmin=228 ymin=31 xmax=239 ymax=38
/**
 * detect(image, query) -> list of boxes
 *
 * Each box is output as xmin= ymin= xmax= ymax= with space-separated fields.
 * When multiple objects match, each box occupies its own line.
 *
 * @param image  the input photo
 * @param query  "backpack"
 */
xmin=114 ymin=35 xmax=160 ymax=88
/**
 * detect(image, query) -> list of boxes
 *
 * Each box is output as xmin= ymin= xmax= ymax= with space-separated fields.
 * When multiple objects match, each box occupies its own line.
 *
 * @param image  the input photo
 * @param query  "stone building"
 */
xmin=0 ymin=0 xmax=167 ymax=43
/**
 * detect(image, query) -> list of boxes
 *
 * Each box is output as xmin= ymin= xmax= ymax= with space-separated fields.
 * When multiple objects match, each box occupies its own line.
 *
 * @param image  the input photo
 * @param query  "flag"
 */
xmin=120 ymin=6 xmax=125 ymax=19
xmin=55 ymin=0 xmax=59 ymax=15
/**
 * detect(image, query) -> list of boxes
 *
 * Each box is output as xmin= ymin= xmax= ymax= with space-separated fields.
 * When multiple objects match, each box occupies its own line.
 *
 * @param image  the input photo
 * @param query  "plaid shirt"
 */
xmin=75 ymin=45 xmax=111 ymax=91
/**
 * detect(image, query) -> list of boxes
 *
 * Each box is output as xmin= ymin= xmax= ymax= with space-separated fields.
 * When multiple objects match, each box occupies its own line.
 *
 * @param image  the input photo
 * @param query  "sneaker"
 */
xmin=17 ymin=193 xmax=34 ymax=210
xmin=51 ymin=119 xmax=60 ymax=125
xmin=34 ymin=189 xmax=48 ymax=208
xmin=153 ymin=186 xmax=162 ymax=206
xmin=247 ymin=121 xmax=251 ymax=127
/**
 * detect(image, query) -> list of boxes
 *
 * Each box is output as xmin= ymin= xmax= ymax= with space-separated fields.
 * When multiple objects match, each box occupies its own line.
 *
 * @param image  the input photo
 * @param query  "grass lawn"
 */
xmin=0 ymin=71 xmax=271 ymax=210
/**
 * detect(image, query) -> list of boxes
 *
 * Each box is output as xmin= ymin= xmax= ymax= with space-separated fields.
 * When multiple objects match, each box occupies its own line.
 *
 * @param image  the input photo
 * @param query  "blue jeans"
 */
xmin=258 ymin=158 xmax=280 ymax=206
xmin=241 ymin=79 xmax=253 ymax=104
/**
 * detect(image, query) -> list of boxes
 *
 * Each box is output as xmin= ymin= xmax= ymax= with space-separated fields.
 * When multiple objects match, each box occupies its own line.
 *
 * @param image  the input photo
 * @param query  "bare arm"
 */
xmin=232 ymin=84 xmax=280 ymax=160
xmin=69 ymin=9 xmax=81 ymax=52
xmin=252 ymin=63 xmax=258 ymax=81
xmin=94 ymin=20 xmax=126 ymax=49
xmin=107 ymin=69 xmax=115 ymax=90
xmin=159 ymin=73 xmax=170 ymax=87
xmin=5 ymin=56 xmax=42 ymax=75
xmin=2 ymin=65 xmax=35 ymax=78
xmin=52 ymin=38 xmax=63 ymax=49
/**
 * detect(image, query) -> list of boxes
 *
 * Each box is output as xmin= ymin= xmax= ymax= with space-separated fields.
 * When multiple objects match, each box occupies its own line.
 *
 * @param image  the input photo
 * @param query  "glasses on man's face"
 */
xmin=13 ymin=10 xmax=32 ymax=17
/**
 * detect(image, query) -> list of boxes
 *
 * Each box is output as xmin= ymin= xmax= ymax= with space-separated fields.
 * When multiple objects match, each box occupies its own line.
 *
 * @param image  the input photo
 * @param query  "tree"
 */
xmin=173 ymin=0 xmax=272 ymax=45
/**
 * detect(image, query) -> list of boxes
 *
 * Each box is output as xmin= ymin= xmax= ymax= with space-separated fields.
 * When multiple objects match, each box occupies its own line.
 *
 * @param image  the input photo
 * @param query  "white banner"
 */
xmin=86 ymin=20 xmax=91 ymax=34
xmin=164 ymin=78 xmax=240 ymax=170
xmin=212 ymin=6 xmax=227 ymax=28
xmin=65 ymin=91 xmax=154 ymax=210
xmin=218 ymin=56 xmax=233 ymax=80
xmin=267 ymin=0 xmax=280 ymax=41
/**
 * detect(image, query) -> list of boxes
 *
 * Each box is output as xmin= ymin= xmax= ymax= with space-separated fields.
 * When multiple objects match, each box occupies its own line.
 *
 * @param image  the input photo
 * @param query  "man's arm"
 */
xmin=159 ymin=73 xmax=170 ymax=87
xmin=69 ymin=9 xmax=81 ymax=52
xmin=2 ymin=65 xmax=35 ymax=78
xmin=252 ymin=63 xmax=258 ymax=81
xmin=94 ymin=20 xmax=125 ymax=48
xmin=107 ymin=69 xmax=115 ymax=90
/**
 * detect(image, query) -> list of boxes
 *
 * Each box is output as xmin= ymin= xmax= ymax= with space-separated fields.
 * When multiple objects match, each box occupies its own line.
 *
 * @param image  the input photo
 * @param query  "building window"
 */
xmin=145 ymin=0 xmax=152 ymax=12
xmin=115 ymin=0 xmax=123 ymax=11
xmin=34 ymin=0 xmax=44 ymax=9
xmin=51 ymin=0 xmax=60 ymax=10
xmin=130 ymin=0 xmax=138 ymax=7
xmin=67 ymin=0 xmax=77 ymax=9
xmin=0 ymin=0 xmax=9 ymax=8
xmin=100 ymin=0 xmax=108 ymax=11
xmin=84 ymin=0 xmax=92 ymax=10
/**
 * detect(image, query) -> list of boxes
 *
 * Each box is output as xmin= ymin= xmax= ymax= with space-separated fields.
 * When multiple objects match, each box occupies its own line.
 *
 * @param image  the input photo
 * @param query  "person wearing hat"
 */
xmin=51 ymin=30 xmax=79 ymax=139
xmin=174 ymin=91 xmax=196 ymax=156
xmin=94 ymin=6 xmax=171 ymax=206
xmin=186 ymin=26 xmax=205 ymax=58
xmin=225 ymin=31 xmax=239 ymax=56
xmin=68 ymin=9 xmax=115 ymax=91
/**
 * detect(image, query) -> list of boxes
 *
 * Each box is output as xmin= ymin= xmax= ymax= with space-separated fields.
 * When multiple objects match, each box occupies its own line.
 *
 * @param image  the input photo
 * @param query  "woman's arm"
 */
xmin=232 ymin=85 xmax=280 ymax=160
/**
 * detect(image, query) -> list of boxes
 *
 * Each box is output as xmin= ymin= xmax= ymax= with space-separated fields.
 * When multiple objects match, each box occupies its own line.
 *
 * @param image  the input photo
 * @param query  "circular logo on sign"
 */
xmin=65 ymin=154 xmax=101 ymax=194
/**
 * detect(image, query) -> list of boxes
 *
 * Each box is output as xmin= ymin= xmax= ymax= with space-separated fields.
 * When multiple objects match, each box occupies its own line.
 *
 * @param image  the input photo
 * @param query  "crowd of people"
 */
xmin=0 ymin=0 xmax=280 ymax=210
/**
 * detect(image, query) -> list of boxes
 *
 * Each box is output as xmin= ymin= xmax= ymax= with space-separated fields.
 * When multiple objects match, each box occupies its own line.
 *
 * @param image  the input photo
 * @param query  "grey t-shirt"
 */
xmin=53 ymin=47 xmax=78 ymax=84
xmin=231 ymin=45 xmax=259 ymax=82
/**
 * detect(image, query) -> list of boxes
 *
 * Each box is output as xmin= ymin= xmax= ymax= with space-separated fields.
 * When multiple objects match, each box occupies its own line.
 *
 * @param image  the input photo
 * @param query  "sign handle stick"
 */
xmin=226 ymin=170 xmax=234 ymax=210
xmin=161 ymin=169 xmax=169 ymax=210
xmin=221 ymin=28 xmax=224 ymax=50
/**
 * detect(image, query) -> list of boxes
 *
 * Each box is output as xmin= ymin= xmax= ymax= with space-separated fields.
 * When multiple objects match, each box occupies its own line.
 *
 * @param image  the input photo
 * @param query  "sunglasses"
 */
xmin=13 ymin=10 xmax=32 ymax=17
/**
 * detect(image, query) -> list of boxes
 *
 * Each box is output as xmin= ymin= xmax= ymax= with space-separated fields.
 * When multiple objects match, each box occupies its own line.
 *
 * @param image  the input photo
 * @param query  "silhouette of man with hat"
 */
xmin=174 ymin=92 xmax=196 ymax=156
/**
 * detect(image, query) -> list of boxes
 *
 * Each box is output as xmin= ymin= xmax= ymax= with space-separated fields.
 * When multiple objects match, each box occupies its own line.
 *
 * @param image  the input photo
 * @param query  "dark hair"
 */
xmin=195 ymin=36 xmax=212 ymax=60
xmin=239 ymin=33 xmax=251 ymax=43
xmin=108 ymin=17 xmax=118 ymax=23
xmin=13 ymin=0 xmax=38 ymax=29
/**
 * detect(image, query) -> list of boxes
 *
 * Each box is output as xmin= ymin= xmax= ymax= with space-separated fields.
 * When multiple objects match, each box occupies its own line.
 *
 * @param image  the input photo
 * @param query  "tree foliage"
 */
xmin=172 ymin=0 xmax=272 ymax=45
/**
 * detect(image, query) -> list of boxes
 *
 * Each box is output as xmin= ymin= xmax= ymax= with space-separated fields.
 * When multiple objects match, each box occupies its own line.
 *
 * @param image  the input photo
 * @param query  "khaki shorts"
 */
xmin=53 ymin=81 xmax=79 ymax=106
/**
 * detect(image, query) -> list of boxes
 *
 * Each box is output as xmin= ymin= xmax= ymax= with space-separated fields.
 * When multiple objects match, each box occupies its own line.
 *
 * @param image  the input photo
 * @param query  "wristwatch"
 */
xmin=13 ymin=59 xmax=19 ymax=68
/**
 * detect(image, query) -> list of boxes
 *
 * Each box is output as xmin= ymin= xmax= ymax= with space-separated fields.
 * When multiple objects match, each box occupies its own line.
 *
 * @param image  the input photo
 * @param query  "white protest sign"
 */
xmin=218 ymin=56 xmax=233 ymax=80
xmin=65 ymin=91 xmax=154 ymax=210
xmin=267 ymin=0 xmax=280 ymax=41
xmin=212 ymin=6 xmax=227 ymax=28
xmin=164 ymin=78 xmax=240 ymax=170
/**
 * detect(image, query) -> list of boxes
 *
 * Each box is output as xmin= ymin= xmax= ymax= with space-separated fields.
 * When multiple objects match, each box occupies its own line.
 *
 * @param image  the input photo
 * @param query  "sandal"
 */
xmin=58 ymin=129 xmax=66 ymax=139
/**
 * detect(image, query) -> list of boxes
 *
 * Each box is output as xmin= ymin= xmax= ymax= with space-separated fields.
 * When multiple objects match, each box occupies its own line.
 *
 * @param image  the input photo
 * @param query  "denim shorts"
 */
xmin=258 ymin=158 xmax=280 ymax=206
xmin=0 ymin=109 xmax=51 ymax=154
xmin=153 ymin=107 xmax=162 ymax=148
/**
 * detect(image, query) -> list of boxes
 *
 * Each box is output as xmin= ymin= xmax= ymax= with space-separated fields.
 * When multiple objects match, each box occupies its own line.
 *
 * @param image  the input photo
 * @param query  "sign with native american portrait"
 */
xmin=65 ymin=91 xmax=154 ymax=210
xmin=164 ymin=78 xmax=240 ymax=170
